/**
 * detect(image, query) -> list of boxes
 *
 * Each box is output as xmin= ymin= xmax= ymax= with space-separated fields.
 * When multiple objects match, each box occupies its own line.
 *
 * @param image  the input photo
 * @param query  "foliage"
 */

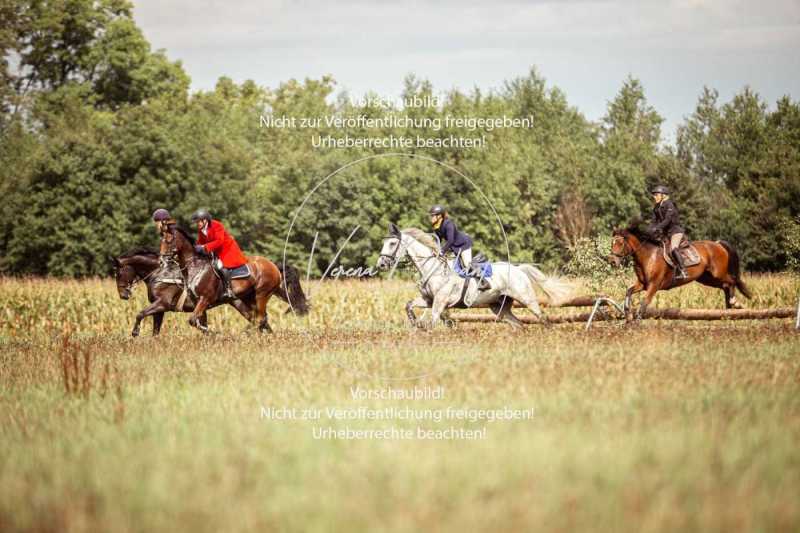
xmin=1 ymin=5 xmax=799 ymax=275
xmin=780 ymin=216 xmax=800 ymax=272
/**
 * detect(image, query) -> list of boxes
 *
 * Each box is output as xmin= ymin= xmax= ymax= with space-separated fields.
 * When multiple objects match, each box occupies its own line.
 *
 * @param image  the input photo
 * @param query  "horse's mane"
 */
xmin=619 ymin=219 xmax=659 ymax=244
xmin=169 ymin=224 xmax=196 ymax=245
xmin=119 ymin=247 xmax=159 ymax=259
xmin=401 ymin=228 xmax=439 ymax=252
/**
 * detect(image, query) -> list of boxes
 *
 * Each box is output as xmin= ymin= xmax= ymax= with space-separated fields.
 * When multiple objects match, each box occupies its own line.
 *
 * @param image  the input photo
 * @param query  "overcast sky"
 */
xmin=133 ymin=0 xmax=800 ymax=142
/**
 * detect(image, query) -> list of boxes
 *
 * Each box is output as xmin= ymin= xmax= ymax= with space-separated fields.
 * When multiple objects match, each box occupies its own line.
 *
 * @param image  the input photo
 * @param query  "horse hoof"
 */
xmin=443 ymin=319 xmax=456 ymax=329
xmin=131 ymin=330 xmax=139 ymax=338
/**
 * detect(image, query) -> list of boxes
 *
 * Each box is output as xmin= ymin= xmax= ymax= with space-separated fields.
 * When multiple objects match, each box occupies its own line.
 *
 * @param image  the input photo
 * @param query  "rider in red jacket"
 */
xmin=191 ymin=209 xmax=247 ymax=297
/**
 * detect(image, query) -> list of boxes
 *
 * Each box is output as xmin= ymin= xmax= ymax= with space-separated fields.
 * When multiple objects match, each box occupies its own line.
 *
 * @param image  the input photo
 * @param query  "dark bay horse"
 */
xmin=159 ymin=224 xmax=289 ymax=333
xmin=111 ymin=247 xmax=307 ymax=336
xmin=609 ymin=225 xmax=752 ymax=319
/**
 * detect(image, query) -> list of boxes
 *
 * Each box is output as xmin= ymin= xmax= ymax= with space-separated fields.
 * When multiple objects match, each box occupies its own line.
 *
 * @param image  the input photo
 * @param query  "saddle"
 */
xmin=210 ymin=256 xmax=251 ymax=280
xmin=454 ymin=252 xmax=493 ymax=279
xmin=662 ymin=237 xmax=701 ymax=268
xmin=451 ymin=252 xmax=492 ymax=308
xmin=228 ymin=264 xmax=251 ymax=279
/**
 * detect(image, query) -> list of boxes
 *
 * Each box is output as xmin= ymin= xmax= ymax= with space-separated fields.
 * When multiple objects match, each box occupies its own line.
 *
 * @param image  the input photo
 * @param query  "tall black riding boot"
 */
xmin=222 ymin=268 xmax=235 ymax=298
xmin=671 ymin=250 xmax=688 ymax=279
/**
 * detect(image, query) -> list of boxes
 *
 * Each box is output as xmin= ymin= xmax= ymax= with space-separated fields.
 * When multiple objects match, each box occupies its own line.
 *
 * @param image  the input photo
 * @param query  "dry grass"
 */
xmin=1 ymin=273 xmax=799 ymax=532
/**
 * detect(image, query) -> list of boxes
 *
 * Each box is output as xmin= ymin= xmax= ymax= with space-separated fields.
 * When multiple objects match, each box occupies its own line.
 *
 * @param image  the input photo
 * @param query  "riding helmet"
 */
xmin=152 ymin=208 xmax=171 ymax=221
xmin=429 ymin=204 xmax=446 ymax=216
xmin=650 ymin=185 xmax=670 ymax=195
xmin=191 ymin=209 xmax=213 ymax=223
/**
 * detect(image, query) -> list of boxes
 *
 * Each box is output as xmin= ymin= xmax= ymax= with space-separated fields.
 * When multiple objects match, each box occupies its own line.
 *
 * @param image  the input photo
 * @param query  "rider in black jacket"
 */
xmin=648 ymin=185 xmax=688 ymax=279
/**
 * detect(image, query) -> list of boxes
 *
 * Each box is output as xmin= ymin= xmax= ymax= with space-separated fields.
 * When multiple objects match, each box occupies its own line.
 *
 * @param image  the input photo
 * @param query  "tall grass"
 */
xmin=0 ymin=274 xmax=799 ymax=532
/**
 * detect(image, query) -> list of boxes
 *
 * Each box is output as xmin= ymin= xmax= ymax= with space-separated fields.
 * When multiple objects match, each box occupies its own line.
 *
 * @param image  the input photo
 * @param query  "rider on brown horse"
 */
xmin=190 ymin=209 xmax=247 ymax=299
xmin=647 ymin=185 xmax=688 ymax=280
xmin=152 ymin=208 xmax=175 ymax=231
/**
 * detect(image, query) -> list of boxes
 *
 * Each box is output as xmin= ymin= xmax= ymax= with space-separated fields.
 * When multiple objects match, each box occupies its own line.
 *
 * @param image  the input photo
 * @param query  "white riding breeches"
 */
xmin=458 ymin=248 xmax=472 ymax=269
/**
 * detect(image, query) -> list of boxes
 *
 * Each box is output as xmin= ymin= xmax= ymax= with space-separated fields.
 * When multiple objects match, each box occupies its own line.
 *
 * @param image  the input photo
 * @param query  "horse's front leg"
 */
xmin=152 ymin=311 xmax=164 ymax=336
xmin=625 ymin=281 xmax=644 ymax=321
xmin=405 ymin=297 xmax=429 ymax=326
xmin=132 ymin=300 xmax=170 ymax=337
xmin=637 ymin=284 xmax=659 ymax=320
xmin=189 ymin=297 xmax=211 ymax=333
xmin=426 ymin=297 xmax=450 ymax=329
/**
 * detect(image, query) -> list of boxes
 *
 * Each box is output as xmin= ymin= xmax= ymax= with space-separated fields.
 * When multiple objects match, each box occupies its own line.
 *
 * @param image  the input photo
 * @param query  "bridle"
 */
xmin=381 ymin=233 xmax=449 ymax=290
xmin=610 ymin=233 xmax=641 ymax=259
xmin=116 ymin=260 xmax=158 ymax=293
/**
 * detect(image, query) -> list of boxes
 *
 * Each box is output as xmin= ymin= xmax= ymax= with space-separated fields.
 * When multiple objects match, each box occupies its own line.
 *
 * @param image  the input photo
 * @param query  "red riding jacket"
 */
xmin=197 ymin=219 xmax=247 ymax=268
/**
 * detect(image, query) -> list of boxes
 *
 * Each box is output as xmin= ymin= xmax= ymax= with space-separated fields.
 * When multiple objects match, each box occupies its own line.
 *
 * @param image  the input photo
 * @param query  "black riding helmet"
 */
xmin=191 ymin=209 xmax=212 ymax=223
xmin=429 ymin=204 xmax=446 ymax=216
xmin=650 ymin=185 xmax=670 ymax=195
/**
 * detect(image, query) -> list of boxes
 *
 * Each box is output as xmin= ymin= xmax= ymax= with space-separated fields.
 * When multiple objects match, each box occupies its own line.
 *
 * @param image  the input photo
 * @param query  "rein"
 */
xmin=611 ymin=234 xmax=643 ymax=258
xmin=118 ymin=259 xmax=160 ymax=293
xmin=382 ymin=234 xmax=450 ymax=291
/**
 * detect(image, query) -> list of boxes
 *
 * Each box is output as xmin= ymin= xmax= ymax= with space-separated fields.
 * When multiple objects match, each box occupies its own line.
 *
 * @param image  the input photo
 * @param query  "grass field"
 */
xmin=1 ymin=273 xmax=799 ymax=532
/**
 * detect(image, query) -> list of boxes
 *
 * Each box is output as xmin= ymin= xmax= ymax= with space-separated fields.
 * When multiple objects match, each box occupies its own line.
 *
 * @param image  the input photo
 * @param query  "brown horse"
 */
xmin=111 ymin=248 xmax=308 ymax=336
xmin=609 ymin=225 xmax=752 ymax=319
xmin=159 ymin=224 xmax=292 ymax=333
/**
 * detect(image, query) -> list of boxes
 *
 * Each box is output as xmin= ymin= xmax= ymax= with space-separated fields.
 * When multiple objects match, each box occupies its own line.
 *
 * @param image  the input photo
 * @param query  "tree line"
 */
xmin=1 ymin=0 xmax=799 ymax=276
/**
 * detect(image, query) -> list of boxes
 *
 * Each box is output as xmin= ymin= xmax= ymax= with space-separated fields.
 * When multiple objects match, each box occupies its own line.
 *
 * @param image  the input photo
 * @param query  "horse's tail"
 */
xmin=277 ymin=263 xmax=310 ymax=315
xmin=718 ymin=240 xmax=752 ymax=300
xmin=518 ymin=264 xmax=574 ymax=306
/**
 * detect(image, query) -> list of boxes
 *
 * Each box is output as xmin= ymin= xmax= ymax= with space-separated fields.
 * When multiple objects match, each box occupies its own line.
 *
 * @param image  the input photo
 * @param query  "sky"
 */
xmin=133 ymin=0 xmax=800 ymax=143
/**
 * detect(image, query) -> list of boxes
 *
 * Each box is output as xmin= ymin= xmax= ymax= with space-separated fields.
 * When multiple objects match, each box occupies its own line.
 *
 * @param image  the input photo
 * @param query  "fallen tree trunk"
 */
xmin=458 ymin=307 xmax=797 ymax=324
xmin=470 ymin=295 xmax=603 ymax=309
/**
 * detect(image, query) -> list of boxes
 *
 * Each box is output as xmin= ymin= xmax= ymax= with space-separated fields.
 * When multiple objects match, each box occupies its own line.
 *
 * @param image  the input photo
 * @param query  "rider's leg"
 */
xmin=461 ymin=248 xmax=489 ymax=290
xmin=459 ymin=248 xmax=472 ymax=271
xmin=221 ymin=267 xmax=235 ymax=298
xmin=670 ymin=233 xmax=687 ymax=279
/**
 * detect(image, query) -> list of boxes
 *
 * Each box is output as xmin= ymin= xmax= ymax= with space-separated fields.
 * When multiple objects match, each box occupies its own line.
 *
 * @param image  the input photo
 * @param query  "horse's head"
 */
xmin=160 ymin=223 xmax=195 ymax=264
xmin=159 ymin=223 xmax=176 ymax=256
xmin=609 ymin=228 xmax=640 ymax=267
xmin=376 ymin=223 xmax=408 ymax=270
xmin=110 ymin=255 xmax=137 ymax=300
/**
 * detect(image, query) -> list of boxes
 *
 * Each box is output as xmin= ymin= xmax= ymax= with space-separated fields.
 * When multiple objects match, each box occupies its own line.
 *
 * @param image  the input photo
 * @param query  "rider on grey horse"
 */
xmin=429 ymin=205 xmax=489 ymax=290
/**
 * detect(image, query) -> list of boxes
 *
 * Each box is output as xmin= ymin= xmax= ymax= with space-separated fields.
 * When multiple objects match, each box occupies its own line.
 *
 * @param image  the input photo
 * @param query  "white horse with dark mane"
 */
xmin=376 ymin=224 xmax=574 ymax=327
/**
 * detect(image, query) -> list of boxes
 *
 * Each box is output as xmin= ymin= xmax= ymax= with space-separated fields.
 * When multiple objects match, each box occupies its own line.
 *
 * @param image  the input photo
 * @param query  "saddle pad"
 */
xmin=454 ymin=259 xmax=493 ymax=279
xmin=662 ymin=241 xmax=701 ymax=268
xmin=229 ymin=264 xmax=251 ymax=279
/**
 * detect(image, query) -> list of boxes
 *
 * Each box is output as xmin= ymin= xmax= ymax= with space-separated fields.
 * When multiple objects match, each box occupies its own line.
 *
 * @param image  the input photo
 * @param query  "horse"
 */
xmin=609 ymin=224 xmax=752 ymax=319
xmin=376 ymin=224 xmax=574 ymax=327
xmin=111 ymin=248 xmax=308 ymax=336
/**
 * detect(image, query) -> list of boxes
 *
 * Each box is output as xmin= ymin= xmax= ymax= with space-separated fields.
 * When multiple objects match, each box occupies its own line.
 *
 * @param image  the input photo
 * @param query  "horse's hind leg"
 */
xmin=255 ymin=292 xmax=273 ymax=333
xmin=723 ymin=284 xmax=742 ymax=309
xmin=490 ymin=298 xmax=524 ymax=328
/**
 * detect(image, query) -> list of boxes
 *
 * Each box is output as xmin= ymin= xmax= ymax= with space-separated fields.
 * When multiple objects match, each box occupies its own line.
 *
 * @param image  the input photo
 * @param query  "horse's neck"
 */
xmin=128 ymin=255 xmax=159 ymax=277
xmin=172 ymin=240 xmax=197 ymax=271
xmin=405 ymin=238 xmax=444 ymax=277
xmin=631 ymin=237 xmax=658 ymax=265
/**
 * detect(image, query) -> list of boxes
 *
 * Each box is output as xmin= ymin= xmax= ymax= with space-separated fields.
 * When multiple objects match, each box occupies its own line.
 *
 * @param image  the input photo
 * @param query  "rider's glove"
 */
xmin=194 ymin=245 xmax=205 ymax=255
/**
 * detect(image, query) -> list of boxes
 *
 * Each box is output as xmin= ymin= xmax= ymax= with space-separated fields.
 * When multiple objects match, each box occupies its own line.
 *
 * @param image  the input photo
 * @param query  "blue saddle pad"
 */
xmin=229 ymin=264 xmax=251 ymax=279
xmin=454 ymin=258 xmax=492 ymax=279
